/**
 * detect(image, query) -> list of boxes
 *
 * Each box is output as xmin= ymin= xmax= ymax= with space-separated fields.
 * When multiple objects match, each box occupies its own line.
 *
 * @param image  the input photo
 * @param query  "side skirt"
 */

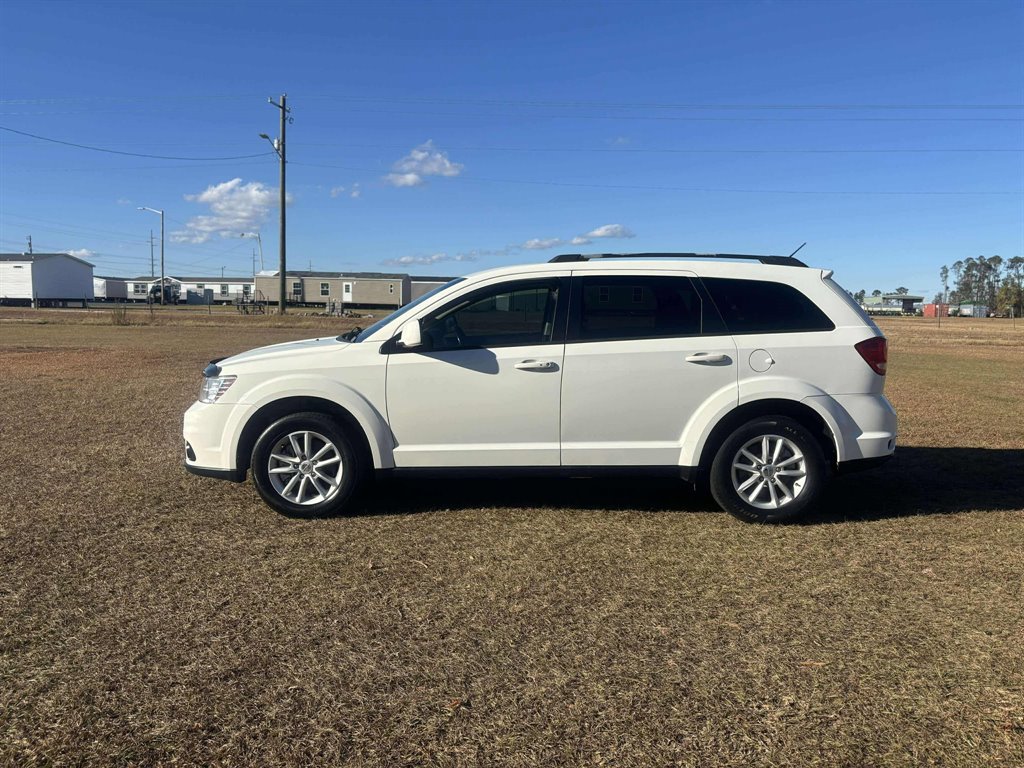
xmin=376 ymin=465 xmax=697 ymax=481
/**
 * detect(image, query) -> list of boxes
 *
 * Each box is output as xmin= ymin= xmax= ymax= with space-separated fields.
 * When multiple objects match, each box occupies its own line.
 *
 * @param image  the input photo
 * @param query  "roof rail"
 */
xmin=548 ymin=252 xmax=809 ymax=268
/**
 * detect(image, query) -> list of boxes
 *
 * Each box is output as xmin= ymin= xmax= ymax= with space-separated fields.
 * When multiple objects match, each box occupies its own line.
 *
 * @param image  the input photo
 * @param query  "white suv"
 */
xmin=183 ymin=253 xmax=896 ymax=523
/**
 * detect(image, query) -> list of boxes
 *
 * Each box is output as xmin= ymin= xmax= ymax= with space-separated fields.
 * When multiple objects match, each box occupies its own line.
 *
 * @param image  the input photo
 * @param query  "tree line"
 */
xmin=847 ymin=256 xmax=1023 ymax=316
xmin=937 ymin=256 xmax=1023 ymax=315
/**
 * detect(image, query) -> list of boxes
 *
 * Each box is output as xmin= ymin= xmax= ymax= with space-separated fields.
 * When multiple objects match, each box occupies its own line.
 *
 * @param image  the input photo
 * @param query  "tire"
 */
xmin=250 ymin=411 xmax=365 ymax=518
xmin=709 ymin=416 xmax=827 ymax=523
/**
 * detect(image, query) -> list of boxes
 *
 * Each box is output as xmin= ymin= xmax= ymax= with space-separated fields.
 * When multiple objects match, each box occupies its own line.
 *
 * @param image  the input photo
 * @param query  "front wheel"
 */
xmin=251 ymin=412 xmax=365 ymax=518
xmin=710 ymin=416 xmax=827 ymax=523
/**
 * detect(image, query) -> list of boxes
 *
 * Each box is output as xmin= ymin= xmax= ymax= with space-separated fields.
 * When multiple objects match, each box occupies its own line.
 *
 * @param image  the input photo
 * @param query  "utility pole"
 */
xmin=261 ymin=94 xmax=289 ymax=314
xmin=26 ymin=235 xmax=32 ymax=254
xmin=138 ymin=207 xmax=165 ymax=305
xmin=149 ymin=230 xmax=155 ymax=277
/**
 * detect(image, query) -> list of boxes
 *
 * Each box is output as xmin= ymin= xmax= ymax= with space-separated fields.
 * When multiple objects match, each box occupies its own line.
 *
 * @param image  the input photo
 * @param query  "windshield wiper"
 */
xmin=336 ymin=325 xmax=363 ymax=342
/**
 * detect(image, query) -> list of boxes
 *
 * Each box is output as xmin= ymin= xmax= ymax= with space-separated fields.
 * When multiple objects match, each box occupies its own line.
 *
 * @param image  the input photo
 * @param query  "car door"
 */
xmin=559 ymin=270 xmax=738 ymax=466
xmin=385 ymin=275 xmax=568 ymax=467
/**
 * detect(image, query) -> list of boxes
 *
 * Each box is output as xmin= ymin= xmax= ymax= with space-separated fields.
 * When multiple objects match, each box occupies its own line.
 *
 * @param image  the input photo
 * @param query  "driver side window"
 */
xmin=422 ymin=280 xmax=561 ymax=351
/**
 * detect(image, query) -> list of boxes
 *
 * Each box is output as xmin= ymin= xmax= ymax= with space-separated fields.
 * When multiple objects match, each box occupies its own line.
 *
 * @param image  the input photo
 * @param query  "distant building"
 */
xmin=922 ymin=303 xmax=950 ymax=318
xmin=122 ymin=275 xmax=255 ymax=303
xmin=255 ymin=271 xmax=410 ymax=309
xmin=955 ymin=304 xmax=990 ymax=318
xmin=882 ymin=293 xmax=924 ymax=313
xmin=93 ymin=275 xmax=128 ymax=301
xmin=860 ymin=292 xmax=924 ymax=315
xmin=0 ymin=252 xmax=94 ymax=306
xmin=410 ymin=275 xmax=453 ymax=300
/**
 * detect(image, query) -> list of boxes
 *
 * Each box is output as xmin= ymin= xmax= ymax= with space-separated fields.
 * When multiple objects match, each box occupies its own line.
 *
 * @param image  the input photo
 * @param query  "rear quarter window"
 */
xmin=702 ymin=277 xmax=835 ymax=334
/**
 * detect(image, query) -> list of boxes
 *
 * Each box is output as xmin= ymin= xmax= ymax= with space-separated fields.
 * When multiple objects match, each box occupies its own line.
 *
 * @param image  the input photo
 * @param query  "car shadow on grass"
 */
xmin=363 ymin=447 xmax=1024 ymax=522
xmin=807 ymin=446 xmax=1024 ymax=523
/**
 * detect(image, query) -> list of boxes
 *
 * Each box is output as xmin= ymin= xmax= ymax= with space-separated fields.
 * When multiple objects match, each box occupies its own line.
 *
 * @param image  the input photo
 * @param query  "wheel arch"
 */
xmin=694 ymin=398 xmax=839 ymax=478
xmin=235 ymin=396 xmax=377 ymax=474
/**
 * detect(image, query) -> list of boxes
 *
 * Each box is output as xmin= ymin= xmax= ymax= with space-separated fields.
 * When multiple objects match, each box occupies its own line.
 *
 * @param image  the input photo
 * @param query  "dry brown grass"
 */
xmin=1 ymin=310 xmax=1021 ymax=766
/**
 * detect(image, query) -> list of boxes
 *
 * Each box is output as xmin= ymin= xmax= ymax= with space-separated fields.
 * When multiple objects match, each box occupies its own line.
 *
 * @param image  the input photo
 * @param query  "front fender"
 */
xmin=228 ymin=375 xmax=394 ymax=469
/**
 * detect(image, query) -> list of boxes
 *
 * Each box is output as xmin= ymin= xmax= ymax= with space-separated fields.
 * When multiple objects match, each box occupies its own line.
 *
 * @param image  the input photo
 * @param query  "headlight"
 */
xmin=199 ymin=375 xmax=236 ymax=403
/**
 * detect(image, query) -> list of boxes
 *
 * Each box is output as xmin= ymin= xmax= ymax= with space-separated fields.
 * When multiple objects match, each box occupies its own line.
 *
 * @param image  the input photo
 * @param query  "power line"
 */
xmin=0 ymin=159 xmax=274 ymax=172
xmin=287 ymin=107 xmax=1024 ymax=123
xmin=292 ymin=141 xmax=1024 ymax=155
xmin=0 ymin=125 xmax=276 ymax=161
xmin=288 ymin=160 xmax=1022 ymax=196
xmin=1 ymin=212 xmax=153 ymax=241
xmin=5 ymin=95 xmax=1020 ymax=109
xmin=309 ymin=96 xmax=1024 ymax=111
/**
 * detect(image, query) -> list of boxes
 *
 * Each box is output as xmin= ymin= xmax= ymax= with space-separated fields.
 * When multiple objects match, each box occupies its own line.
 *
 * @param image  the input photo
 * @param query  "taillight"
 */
xmin=855 ymin=337 xmax=888 ymax=375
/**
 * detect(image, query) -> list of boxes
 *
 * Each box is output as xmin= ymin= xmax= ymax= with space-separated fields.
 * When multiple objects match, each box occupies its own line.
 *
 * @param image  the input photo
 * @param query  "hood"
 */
xmin=219 ymin=336 xmax=348 ymax=368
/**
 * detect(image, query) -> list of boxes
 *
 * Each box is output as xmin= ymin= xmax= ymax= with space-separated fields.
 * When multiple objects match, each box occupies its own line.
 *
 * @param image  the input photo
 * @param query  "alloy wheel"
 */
xmin=266 ymin=430 xmax=345 ymax=505
xmin=730 ymin=434 xmax=808 ymax=510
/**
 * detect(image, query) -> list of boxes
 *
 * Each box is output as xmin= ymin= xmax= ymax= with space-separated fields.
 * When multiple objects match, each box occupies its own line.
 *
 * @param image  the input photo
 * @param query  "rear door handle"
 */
xmin=515 ymin=359 xmax=558 ymax=371
xmin=685 ymin=352 xmax=730 ymax=364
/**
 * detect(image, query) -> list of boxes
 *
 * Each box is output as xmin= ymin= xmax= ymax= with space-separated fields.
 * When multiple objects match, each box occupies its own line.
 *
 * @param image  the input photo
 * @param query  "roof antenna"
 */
xmin=788 ymin=242 xmax=807 ymax=258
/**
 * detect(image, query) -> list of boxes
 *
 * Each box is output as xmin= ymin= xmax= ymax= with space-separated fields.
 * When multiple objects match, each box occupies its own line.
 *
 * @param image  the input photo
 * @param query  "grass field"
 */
xmin=1 ymin=309 xmax=1022 ymax=766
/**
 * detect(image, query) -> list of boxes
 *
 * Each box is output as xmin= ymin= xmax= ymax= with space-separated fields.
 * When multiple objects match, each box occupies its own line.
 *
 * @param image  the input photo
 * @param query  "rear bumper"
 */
xmin=184 ymin=462 xmax=246 ymax=483
xmin=803 ymin=393 xmax=897 ymax=463
xmin=836 ymin=453 xmax=893 ymax=474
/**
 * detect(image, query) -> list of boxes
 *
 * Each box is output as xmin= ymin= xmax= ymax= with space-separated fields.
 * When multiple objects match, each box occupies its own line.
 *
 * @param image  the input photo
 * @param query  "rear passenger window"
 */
xmin=573 ymin=276 xmax=715 ymax=341
xmin=702 ymin=278 xmax=834 ymax=334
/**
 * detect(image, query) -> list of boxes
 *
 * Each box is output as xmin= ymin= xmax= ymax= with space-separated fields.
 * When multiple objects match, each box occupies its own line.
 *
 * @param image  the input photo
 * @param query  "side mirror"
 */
xmin=398 ymin=319 xmax=423 ymax=349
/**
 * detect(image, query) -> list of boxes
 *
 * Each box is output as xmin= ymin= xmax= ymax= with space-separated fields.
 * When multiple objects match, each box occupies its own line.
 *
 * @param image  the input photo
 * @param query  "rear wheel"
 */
xmin=251 ymin=412 xmax=365 ymax=518
xmin=710 ymin=416 xmax=827 ymax=523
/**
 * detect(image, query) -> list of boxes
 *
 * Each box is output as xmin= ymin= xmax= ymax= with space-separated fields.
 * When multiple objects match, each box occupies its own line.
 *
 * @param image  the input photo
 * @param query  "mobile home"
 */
xmin=0 ymin=252 xmax=94 ymax=306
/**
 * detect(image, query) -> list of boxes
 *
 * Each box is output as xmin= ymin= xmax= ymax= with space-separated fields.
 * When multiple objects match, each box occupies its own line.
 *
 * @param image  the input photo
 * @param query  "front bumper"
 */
xmin=183 ymin=399 xmax=249 ymax=479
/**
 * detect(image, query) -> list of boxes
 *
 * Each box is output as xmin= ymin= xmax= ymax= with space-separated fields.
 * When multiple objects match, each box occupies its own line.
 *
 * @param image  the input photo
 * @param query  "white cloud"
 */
xmin=66 ymin=248 xmax=94 ymax=259
xmin=383 ymin=140 xmax=463 ymax=188
xmin=522 ymin=237 xmax=565 ymax=250
xmin=116 ymin=198 xmax=132 ymax=206
xmin=384 ymin=172 xmax=424 ymax=188
xmin=383 ymin=252 xmax=479 ymax=266
xmin=330 ymin=186 xmax=346 ymax=198
xmin=350 ymin=183 xmax=361 ymax=199
xmin=584 ymin=224 xmax=635 ymax=239
xmin=518 ymin=225 xmax=635 ymax=254
xmin=172 ymin=178 xmax=286 ymax=244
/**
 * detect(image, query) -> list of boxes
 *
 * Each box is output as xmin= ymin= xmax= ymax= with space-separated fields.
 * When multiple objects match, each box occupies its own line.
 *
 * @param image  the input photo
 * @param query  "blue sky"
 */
xmin=1 ymin=0 xmax=1021 ymax=296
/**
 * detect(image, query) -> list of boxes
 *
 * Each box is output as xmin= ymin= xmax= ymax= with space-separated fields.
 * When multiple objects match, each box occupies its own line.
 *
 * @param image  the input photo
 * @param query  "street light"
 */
xmin=138 ymin=206 xmax=164 ymax=305
xmin=240 ymin=232 xmax=263 ymax=270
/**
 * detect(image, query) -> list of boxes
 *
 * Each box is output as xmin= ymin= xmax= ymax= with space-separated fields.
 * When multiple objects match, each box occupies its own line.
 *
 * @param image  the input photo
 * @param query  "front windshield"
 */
xmin=340 ymin=278 xmax=466 ymax=343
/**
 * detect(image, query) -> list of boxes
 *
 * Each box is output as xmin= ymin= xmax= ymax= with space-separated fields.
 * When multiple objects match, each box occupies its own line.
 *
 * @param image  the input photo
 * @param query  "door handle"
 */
xmin=685 ymin=352 xmax=730 ymax=364
xmin=515 ymin=359 xmax=557 ymax=371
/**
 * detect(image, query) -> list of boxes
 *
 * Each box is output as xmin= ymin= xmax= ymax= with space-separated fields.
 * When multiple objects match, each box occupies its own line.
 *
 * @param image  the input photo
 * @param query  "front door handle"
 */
xmin=515 ymin=359 xmax=558 ymax=371
xmin=685 ymin=352 xmax=730 ymax=364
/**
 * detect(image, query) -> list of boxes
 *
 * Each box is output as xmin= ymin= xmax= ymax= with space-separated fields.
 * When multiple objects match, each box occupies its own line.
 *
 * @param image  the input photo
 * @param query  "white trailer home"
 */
xmin=175 ymin=276 xmax=254 ymax=304
xmin=0 ymin=252 xmax=95 ymax=306
xmin=124 ymin=275 xmax=255 ymax=304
